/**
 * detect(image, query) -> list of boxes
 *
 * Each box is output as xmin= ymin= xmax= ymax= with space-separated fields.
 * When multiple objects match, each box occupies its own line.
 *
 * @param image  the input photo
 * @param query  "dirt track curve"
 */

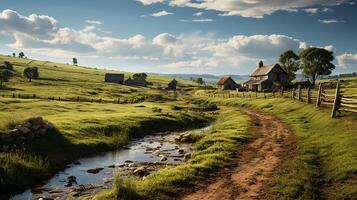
xmin=181 ymin=109 xmax=296 ymax=200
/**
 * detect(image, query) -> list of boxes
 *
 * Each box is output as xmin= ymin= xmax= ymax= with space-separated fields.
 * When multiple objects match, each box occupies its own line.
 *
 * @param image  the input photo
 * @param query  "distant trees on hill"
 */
xmin=133 ymin=73 xmax=148 ymax=81
xmin=72 ymin=58 xmax=78 ymax=66
xmin=23 ymin=67 xmax=39 ymax=82
xmin=18 ymin=52 xmax=25 ymax=58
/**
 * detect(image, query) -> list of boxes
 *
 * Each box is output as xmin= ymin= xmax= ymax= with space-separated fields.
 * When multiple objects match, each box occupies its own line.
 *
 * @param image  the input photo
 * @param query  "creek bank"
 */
xmin=11 ymin=125 xmax=211 ymax=200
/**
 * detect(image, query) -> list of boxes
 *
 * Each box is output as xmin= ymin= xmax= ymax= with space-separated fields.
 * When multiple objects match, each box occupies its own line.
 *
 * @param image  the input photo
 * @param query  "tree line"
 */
xmin=279 ymin=47 xmax=335 ymax=85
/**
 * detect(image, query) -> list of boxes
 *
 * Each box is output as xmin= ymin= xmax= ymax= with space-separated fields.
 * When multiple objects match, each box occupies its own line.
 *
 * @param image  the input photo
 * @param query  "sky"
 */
xmin=0 ymin=0 xmax=356 ymax=75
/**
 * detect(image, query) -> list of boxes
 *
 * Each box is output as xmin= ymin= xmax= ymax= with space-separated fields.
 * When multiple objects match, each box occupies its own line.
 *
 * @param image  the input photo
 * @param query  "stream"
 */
xmin=11 ymin=125 xmax=211 ymax=200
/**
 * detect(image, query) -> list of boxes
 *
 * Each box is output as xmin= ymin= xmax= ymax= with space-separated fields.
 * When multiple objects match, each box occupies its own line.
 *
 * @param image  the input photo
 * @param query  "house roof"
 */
xmin=250 ymin=63 xmax=286 ymax=77
xmin=217 ymin=76 xmax=234 ymax=85
xmin=243 ymin=78 xmax=271 ymax=85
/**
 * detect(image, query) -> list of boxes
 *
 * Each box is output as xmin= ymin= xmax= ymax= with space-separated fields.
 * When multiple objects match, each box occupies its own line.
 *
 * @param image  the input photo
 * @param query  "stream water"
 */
xmin=11 ymin=126 xmax=211 ymax=200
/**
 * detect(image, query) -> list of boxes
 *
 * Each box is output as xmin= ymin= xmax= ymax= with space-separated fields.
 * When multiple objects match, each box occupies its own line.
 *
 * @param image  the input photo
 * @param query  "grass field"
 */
xmin=202 ymin=95 xmax=357 ymax=200
xmin=0 ymin=55 xmax=210 ymax=196
xmin=94 ymin=107 xmax=252 ymax=199
xmin=0 ymin=55 xmax=199 ymax=101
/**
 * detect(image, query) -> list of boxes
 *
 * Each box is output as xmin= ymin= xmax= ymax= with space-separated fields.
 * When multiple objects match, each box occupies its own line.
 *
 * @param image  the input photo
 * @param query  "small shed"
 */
xmin=168 ymin=79 xmax=178 ymax=90
xmin=217 ymin=76 xmax=240 ymax=90
xmin=105 ymin=73 xmax=124 ymax=84
xmin=124 ymin=77 xmax=148 ymax=87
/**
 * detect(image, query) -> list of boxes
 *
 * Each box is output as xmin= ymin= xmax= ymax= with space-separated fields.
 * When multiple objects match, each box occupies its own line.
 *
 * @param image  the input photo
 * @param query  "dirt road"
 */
xmin=181 ymin=109 xmax=296 ymax=200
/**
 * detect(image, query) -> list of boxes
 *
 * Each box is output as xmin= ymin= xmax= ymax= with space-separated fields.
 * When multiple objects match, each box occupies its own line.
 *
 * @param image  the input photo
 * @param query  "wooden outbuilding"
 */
xmin=105 ymin=73 xmax=124 ymax=84
xmin=217 ymin=76 xmax=240 ymax=90
xmin=124 ymin=77 xmax=148 ymax=87
xmin=168 ymin=79 xmax=178 ymax=90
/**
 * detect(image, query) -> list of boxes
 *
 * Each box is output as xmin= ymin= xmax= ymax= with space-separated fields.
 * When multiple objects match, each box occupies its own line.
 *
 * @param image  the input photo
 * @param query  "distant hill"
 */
xmin=149 ymin=73 xmax=251 ymax=84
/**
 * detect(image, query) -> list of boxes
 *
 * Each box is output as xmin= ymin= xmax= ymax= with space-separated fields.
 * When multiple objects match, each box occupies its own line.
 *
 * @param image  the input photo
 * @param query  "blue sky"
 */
xmin=0 ymin=0 xmax=356 ymax=75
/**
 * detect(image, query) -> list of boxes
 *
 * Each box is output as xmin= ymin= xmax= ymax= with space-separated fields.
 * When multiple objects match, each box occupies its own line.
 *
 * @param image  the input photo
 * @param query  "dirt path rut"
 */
xmin=181 ymin=109 xmax=295 ymax=200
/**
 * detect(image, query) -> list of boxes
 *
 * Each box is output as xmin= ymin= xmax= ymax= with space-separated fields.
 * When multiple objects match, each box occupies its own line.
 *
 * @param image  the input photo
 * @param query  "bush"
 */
xmin=152 ymin=107 xmax=162 ymax=113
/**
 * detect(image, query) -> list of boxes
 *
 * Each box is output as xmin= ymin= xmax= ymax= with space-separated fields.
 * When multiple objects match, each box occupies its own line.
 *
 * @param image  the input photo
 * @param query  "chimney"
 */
xmin=258 ymin=60 xmax=264 ymax=68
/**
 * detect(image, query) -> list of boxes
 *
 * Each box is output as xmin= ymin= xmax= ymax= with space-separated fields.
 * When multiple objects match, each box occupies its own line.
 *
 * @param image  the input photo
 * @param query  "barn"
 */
xmin=105 ymin=73 xmax=124 ymax=84
xmin=217 ymin=76 xmax=240 ymax=90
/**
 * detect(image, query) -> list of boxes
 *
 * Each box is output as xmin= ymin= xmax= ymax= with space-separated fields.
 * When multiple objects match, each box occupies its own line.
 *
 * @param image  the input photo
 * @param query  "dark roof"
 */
xmin=243 ymin=79 xmax=271 ymax=85
xmin=250 ymin=63 xmax=286 ymax=77
xmin=168 ymin=79 xmax=177 ymax=85
xmin=105 ymin=73 xmax=124 ymax=78
xmin=217 ymin=76 xmax=235 ymax=85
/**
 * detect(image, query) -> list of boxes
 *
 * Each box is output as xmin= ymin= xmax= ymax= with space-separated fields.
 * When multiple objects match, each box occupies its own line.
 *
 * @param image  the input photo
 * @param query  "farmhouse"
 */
xmin=105 ymin=73 xmax=124 ymax=84
xmin=167 ymin=79 xmax=178 ymax=90
xmin=124 ymin=77 xmax=148 ymax=87
xmin=217 ymin=76 xmax=240 ymax=90
xmin=243 ymin=61 xmax=287 ymax=92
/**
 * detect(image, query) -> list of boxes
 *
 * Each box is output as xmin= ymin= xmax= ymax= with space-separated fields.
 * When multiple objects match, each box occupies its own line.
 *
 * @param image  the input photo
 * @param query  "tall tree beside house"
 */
xmin=133 ymin=73 xmax=148 ymax=81
xmin=299 ymin=47 xmax=335 ymax=85
xmin=18 ymin=52 xmax=25 ymax=58
xmin=196 ymin=77 xmax=204 ymax=85
xmin=0 ymin=69 xmax=13 ymax=87
xmin=72 ymin=58 xmax=78 ymax=66
xmin=12 ymin=53 xmax=16 ymax=57
xmin=23 ymin=67 xmax=39 ymax=82
xmin=279 ymin=50 xmax=300 ymax=82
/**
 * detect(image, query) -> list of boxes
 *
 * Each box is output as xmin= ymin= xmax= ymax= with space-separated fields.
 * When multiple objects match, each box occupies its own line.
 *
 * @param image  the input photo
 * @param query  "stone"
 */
xmin=31 ymin=125 xmax=43 ymax=131
xmin=133 ymin=166 xmax=147 ymax=176
xmin=18 ymin=126 xmax=31 ymax=134
xmin=28 ymin=116 xmax=44 ymax=125
xmin=23 ymin=122 xmax=32 ymax=128
xmin=86 ymin=167 xmax=104 ymax=174
xmin=184 ymin=153 xmax=191 ymax=160
xmin=38 ymin=128 xmax=47 ymax=135
xmin=160 ymin=155 xmax=167 ymax=162
xmin=6 ymin=129 xmax=19 ymax=135
xmin=178 ymin=149 xmax=185 ymax=154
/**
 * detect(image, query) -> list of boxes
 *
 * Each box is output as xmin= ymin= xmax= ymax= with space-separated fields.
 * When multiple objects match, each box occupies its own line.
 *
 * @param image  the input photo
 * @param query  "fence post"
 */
xmin=256 ymin=90 xmax=258 ymax=98
xmin=307 ymin=87 xmax=311 ymax=104
xmin=298 ymin=85 xmax=301 ymax=101
xmin=316 ymin=84 xmax=322 ymax=107
xmin=243 ymin=92 xmax=245 ymax=98
xmin=331 ymin=81 xmax=341 ymax=118
xmin=292 ymin=88 xmax=295 ymax=99
xmin=77 ymin=96 xmax=80 ymax=102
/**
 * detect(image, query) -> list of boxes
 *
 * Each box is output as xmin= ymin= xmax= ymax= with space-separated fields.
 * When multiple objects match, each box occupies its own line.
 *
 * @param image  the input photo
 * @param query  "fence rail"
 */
xmin=202 ymin=80 xmax=356 ymax=118
xmin=0 ymin=93 xmax=148 ymax=105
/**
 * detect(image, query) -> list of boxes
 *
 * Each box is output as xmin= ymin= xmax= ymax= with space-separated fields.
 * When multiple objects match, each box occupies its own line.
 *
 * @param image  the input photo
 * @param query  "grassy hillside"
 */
xmin=0 ymin=55 xmax=210 ymax=196
xmin=0 ymin=55 xmax=198 ymax=100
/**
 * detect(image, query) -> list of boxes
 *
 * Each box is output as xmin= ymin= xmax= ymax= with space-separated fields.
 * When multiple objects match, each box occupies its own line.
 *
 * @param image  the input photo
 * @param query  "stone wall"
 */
xmin=0 ymin=116 xmax=54 ymax=142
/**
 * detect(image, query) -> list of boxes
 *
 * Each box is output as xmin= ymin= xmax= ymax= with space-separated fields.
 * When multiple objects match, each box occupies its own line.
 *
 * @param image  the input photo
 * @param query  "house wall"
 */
xmin=267 ymin=67 xmax=287 ymax=84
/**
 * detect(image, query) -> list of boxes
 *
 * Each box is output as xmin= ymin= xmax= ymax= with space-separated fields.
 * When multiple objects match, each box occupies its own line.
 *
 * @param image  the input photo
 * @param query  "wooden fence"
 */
xmin=0 ymin=93 xmax=148 ymax=105
xmin=205 ymin=81 xmax=357 ymax=118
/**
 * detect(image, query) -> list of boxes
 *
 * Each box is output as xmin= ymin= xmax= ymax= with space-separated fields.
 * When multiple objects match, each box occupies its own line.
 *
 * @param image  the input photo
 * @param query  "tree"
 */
xmin=279 ymin=50 xmax=300 ymax=82
xmin=196 ymin=77 xmax=204 ymax=85
xmin=72 ymin=58 xmax=78 ymax=66
xmin=12 ymin=53 xmax=16 ymax=57
xmin=0 ymin=61 xmax=14 ymax=71
xmin=18 ymin=52 xmax=25 ymax=58
xmin=0 ymin=69 xmax=13 ymax=87
xmin=133 ymin=73 xmax=147 ymax=81
xmin=23 ymin=67 xmax=39 ymax=82
xmin=299 ymin=47 xmax=335 ymax=85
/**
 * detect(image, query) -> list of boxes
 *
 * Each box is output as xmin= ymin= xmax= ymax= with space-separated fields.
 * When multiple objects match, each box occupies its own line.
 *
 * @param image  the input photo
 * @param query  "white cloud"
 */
xmin=1 ymin=9 xmax=340 ymax=74
xmin=85 ymin=20 xmax=102 ymax=25
xmin=318 ymin=19 xmax=345 ymax=23
xmin=303 ymin=8 xmax=319 ymax=14
xmin=192 ymin=19 xmax=213 ymax=22
xmin=194 ymin=12 xmax=203 ymax=16
xmin=137 ymin=0 xmax=165 ymax=5
xmin=336 ymin=53 xmax=357 ymax=68
xmin=137 ymin=0 xmax=347 ymax=18
xmin=150 ymin=10 xmax=173 ymax=17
